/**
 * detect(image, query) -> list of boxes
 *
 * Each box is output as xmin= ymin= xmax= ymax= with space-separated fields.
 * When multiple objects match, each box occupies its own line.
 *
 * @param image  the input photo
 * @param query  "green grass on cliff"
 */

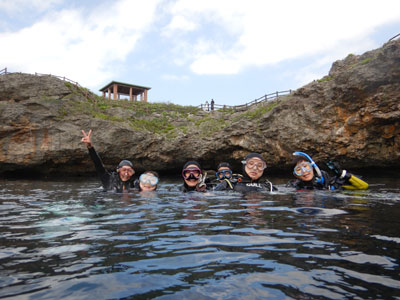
xmin=194 ymin=116 xmax=227 ymax=136
xmin=61 ymin=82 xmax=282 ymax=136
xmin=317 ymin=75 xmax=333 ymax=83
xmin=129 ymin=117 xmax=175 ymax=134
xmin=94 ymin=112 xmax=124 ymax=122
xmin=91 ymin=94 xmax=200 ymax=117
xmin=360 ymin=57 xmax=373 ymax=65
xmin=232 ymin=101 xmax=279 ymax=122
xmin=64 ymin=82 xmax=200 ymax=116
xmin=61 ymin=83 xmax=205 ymax=136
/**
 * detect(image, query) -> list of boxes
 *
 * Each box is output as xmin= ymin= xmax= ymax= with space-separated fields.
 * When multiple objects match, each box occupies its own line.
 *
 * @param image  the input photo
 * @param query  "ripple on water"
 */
xmin=0 ymin=179 xmax=400 ymax=299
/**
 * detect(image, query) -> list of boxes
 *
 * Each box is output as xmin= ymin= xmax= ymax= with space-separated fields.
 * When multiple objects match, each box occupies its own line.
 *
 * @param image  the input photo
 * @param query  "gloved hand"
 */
xmin=196 ymin=173 xmax=207 ymax=192
xmin=326 ymin=161 xmax=348 ymax=179
xmin=326 ymin=161 xmax=342 ymax=175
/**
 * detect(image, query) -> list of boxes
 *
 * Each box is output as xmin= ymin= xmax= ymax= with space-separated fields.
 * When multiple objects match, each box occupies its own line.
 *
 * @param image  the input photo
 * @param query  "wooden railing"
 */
xmin=3 ymin=67 xmax=292 ymax=112
xmin=1 ymin=68 xmax=96 ymax=102
xmin=34 ymin=72 xmax=79 ymax=86
xmin=33 ymin=72 xmax=97 ymax=103
xmin=198 ymin=90 xmax=292 ymax=112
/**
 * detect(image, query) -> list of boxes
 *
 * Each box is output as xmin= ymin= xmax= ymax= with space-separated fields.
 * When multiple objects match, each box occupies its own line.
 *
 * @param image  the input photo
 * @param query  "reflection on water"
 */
xmin=0 ymin=177 xmax=399 ymax=299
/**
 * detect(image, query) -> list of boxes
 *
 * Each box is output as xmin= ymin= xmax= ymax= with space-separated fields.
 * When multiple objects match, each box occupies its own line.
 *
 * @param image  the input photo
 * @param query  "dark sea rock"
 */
xmin=0 ymin=39 xmax=399 ymax=176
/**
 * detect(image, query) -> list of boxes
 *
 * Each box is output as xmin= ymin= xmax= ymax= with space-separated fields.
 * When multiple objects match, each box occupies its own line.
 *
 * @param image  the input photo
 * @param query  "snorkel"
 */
xmin=293 ymin=152 xmax=324 ymax=184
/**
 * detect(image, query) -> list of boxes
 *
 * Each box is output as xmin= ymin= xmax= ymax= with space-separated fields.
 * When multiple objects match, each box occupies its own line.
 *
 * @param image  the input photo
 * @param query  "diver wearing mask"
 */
xmin=213 ymin=162 xmax=243 ymax=191
xmin=180 ymin=161 xmax=208 ymax=192
xmin=233 ymin=153 xmax=276 ymax=193
xmin=288 ymin=152 xmax=368 ymax=190
xmin=81 ymin=129 xmax=136 ymax=192
xmin=136 ymin=171 xmax=159 ymax=192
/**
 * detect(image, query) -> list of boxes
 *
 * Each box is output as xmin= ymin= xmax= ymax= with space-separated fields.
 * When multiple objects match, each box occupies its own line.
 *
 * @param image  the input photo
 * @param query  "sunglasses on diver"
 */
xmin=293 ymin=162 xmax=313 ymax=176
xmin=182 ymin=168 xmax=202 ymax=180
xmin=216 ymin=170 xmax=232 ymax=180
xmin=139 ymin=173 xmax=159 ymax=186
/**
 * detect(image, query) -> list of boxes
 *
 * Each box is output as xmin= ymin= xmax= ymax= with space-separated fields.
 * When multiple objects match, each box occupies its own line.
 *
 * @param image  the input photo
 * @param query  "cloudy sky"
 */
xmin=1 ymin=0 xmax=399 ymax=106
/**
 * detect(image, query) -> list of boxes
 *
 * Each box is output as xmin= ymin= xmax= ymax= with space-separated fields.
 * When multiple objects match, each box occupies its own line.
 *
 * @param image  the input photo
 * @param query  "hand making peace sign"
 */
xmin=81 ymin=129 xmax=93 ymax=148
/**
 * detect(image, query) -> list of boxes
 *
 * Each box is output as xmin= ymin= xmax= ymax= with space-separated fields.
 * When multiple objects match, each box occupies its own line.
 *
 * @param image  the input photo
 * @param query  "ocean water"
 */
xmin=0 ymin=175 xmax=399 ymax=299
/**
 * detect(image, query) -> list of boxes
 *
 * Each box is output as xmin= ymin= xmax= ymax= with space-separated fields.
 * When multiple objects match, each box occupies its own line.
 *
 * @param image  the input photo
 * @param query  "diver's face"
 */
xmin=139 ymin=182 xmax=156 ymax=192
xmin=294 ymin=160 xmax=314 ymax=181
xmin=183 ymin=164 xmax=200 ymax=187
xmin=217 ymin=167 xmax=232 ymax=182
xmin=244 ymin=158 xmax=265 ymax=181
xmin=118 ymin=166 xmax=134 ymax=182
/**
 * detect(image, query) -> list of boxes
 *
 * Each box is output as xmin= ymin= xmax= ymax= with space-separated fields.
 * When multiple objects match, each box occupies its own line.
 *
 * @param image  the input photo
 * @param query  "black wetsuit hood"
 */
xmin=183 ymin=160 xmax=201 ymax=169
xmin=241 ymin=153 xmax=266 ymax=183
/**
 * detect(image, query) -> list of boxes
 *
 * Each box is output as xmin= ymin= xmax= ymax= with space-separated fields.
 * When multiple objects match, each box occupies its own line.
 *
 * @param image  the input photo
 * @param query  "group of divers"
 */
xmin=81 ymin=130 xmax=369 ymax=194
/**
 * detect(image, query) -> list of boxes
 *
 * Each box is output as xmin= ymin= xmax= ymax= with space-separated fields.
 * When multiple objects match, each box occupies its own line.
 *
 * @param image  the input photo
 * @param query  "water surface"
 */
xmin=0 ymin=176 xmax=399 ymax=299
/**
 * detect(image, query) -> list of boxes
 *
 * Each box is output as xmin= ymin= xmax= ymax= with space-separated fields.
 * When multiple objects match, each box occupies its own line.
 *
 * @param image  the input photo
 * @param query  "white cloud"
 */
xmin=190 ymin=53 xmax=241 ymax=75
xmin=291 ymin=37 xmax=378 ymax=87
xmin=0 ymin=0 xmax=159 ymax=89
xmin=164 ymin=0 xmax=400 ymax=75
xmin=162 ymin=15 xmax=198 ymax=37
xmin=0 ymin=0 xmax=62 ymax=14
xmin=2 ymin=0 xmax=399 ymax=95
xmin=161 ymin=74 xmax=189 ymax=81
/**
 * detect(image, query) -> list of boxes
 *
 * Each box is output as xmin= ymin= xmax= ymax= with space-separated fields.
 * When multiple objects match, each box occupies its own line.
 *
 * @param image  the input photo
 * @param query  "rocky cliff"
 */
xmin=0 ymin=39 xmax=399 ymax=176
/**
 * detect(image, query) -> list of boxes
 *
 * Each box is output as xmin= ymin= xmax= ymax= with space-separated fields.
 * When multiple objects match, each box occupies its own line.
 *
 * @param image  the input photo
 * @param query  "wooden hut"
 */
xmin=99 ymin=81 xmax=151 ymax=102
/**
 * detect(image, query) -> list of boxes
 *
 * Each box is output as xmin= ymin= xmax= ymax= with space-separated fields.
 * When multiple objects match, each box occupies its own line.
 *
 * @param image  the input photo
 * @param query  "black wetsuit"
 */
xmin=88 ymin=147 xmax=137 ymax=192
xmin=180 ymin=182 xmax=211 ymax=193
xmin=233 ymin=177 xmax=276 ymax=193
xmin=180 ymin=184 xmax=196 ymax=193
xmin=213 ymin=175 xmax=243 ymax=191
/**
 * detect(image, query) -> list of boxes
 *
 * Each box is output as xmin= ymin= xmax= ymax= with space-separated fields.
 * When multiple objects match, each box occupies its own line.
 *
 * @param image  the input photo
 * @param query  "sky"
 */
xmin=1 ymin=0 xmax=399 ymax=107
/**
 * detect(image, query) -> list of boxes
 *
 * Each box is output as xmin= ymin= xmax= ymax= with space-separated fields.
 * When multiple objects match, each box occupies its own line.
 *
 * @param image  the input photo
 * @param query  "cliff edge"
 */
xmin=0 ymin=39 xmax=399 ymax=176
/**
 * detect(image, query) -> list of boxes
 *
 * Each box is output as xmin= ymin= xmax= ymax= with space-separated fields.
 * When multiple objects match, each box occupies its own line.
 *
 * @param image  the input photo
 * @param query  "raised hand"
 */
xmin=196 ymin=172 xmax=207 ymax=192
xmin=81 ymin=129 xmax=93 ymax=148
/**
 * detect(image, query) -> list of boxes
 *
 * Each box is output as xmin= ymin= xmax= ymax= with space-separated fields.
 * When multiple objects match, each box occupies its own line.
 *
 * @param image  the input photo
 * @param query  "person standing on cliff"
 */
xmin=81 ymin=129 xmax=137 ymax=192
xmin=211 ymin=99 xmax=215 ymax=111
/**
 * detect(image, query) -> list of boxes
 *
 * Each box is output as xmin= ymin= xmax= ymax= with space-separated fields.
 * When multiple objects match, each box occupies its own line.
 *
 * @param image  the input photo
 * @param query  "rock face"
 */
xmin=0 ymin=39 xmax=399 ymax=176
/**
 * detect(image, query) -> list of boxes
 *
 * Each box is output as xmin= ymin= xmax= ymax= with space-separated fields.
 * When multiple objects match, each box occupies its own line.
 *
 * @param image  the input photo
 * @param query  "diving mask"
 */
xmin=241 ymin=159 xmax=266 ymax=171
xmin=293 ymin=162 xmax=313 ymax=176
xmin=216 ymin=170 xmax=233 ymax=180
xmin=139 ymin=173 xmax=159 ymax=186
xmin=182 ymin=168 xmax=202 ymax=180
